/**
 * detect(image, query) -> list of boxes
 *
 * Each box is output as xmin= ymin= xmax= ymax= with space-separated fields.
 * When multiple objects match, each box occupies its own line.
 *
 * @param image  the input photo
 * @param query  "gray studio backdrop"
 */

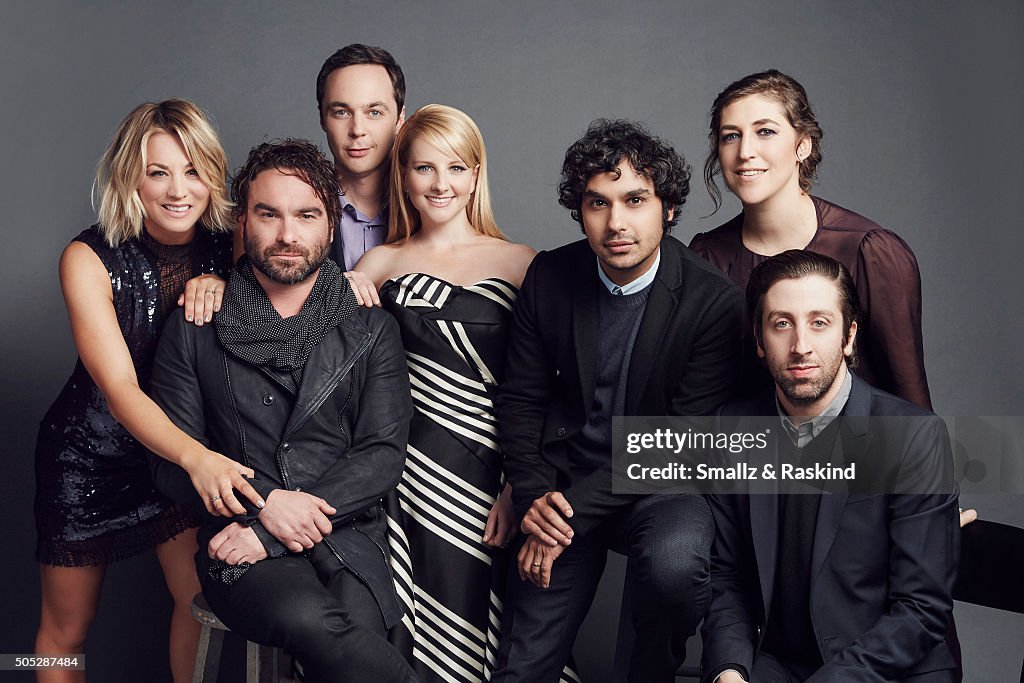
xmin=2 ymin=1 xmax=1022 ymax=680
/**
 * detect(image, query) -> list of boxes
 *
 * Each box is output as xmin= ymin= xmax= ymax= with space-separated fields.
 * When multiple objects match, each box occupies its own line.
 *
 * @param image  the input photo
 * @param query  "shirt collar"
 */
xmin=339 ymin=191 xmax=387 ymax=224
xmin=596 ymin=248 xmax=661 ymax=295
xmin=777 ymin=365 xmax=853 ymax=447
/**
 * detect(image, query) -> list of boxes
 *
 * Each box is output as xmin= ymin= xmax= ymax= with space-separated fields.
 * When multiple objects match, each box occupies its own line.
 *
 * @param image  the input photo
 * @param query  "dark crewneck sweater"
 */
xmin=566 ymin=282 xmax=651 ymax=478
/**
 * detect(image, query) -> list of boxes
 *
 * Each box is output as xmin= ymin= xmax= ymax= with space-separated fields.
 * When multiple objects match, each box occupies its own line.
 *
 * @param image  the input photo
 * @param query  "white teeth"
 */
xmin=164 ymin=205 xmax=190 ymax=214
xmin=738 ymin=170 xmax=765 ymax=176
xmin=427 ymin=197 xmax=453 ymax=206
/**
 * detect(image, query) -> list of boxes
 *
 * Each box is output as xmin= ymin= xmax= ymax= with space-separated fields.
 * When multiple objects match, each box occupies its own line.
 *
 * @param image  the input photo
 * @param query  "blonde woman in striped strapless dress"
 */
xmin=356 ymin=104 xmax=581 ymax=683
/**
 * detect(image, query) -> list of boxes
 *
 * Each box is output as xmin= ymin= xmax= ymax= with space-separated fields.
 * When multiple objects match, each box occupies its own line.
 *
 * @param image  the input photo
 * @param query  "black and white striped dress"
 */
xmin=382 ymin=273 xmax=578 ymax=683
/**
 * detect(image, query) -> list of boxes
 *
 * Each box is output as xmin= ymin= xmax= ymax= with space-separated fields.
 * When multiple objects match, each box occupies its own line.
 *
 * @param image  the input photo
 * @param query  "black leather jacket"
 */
xmin=148 ymin=305 xmax=412 ymax=628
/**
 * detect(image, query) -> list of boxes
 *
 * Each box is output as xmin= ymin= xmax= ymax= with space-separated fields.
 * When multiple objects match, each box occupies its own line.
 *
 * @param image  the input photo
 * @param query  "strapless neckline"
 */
xmin=385 ymin=272 xmax=517 ymax=290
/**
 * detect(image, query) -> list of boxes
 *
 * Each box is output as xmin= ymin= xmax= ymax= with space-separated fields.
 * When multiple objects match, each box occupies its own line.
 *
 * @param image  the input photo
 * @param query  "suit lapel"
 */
xmin=573 ymin=254 xmax=599 ymax=408
xmin=750 ymin=400 xmax=780 ymax=616
xmin=626 ymin=241 xmax=679 ymax=412
xmin=811 ymin=371 xmax=871 ymax=583
xmin=750 ymin=491 xmax=779 ymax=618
xmin=810 ymin=476 xmax=849 ymax=585
xmin=625 ymin=284 xmax=675 ymax=413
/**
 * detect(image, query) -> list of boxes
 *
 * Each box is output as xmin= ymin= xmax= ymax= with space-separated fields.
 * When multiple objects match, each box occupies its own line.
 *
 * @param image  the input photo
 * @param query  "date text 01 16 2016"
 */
xmin=1 ymin=655 xmax=85 ymax=670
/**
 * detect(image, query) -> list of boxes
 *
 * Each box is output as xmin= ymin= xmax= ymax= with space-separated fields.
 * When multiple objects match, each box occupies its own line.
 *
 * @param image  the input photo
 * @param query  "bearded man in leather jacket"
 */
xmin=148 ymin=139 xmax=417 ymax=683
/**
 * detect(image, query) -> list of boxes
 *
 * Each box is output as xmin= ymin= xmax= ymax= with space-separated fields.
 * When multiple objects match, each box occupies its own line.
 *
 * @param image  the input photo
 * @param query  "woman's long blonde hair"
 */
xmin=387 ymin=104 xmax=504 ymax=243
xmin=94 ymin=99 xmax=231 ymax=246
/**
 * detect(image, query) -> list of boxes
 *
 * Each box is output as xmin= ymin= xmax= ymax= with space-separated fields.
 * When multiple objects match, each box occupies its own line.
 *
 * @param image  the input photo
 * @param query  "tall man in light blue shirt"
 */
xmin=315 ymin=45 xmax=406 ymax=277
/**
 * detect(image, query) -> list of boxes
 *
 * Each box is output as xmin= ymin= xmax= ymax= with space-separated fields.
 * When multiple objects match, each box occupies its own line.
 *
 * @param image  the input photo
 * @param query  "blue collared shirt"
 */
xmin=596 ymin=248 xmax=661 ymax=295
xmin=333 ymin=192 xmax=388 ymax=271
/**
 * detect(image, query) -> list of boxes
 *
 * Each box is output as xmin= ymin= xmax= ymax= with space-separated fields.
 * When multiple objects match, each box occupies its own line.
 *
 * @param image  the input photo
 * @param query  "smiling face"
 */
xmin=138 ymin=131 xmax=210 ymax=244
xmin=402 ymin=136 xmax=477 ymax=229
xmin=758 ymin=274 xmax=857 ymax=415
xmin=319 ymin=63 xmax=405 ymax=182
xmin=717 ymin=93 xmax=811 ymax=208
xmin=241 ymin=169 xmax=333 ymax=285
xmin=580 ymin=159 xmax=670 ymax=286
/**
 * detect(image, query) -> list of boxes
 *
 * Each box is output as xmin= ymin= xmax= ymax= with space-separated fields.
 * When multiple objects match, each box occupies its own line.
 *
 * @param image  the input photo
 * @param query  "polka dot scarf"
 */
xmin=216 ymin=256 xmax=357 ymax=380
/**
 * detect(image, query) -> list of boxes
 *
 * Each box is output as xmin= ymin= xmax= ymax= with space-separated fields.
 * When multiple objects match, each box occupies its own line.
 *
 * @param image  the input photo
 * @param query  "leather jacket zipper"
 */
xmin=222 ymin=355 xmax=252 ymax=469
xmin=285 ymin=331 xmax=372 ymax=439
xmin=278 ymin=330 xmax=372 ymax=490
xmin=354 ymin=512 xmax=402 ymax=605
xmin=322 ymin=535 xmax=371 ymax=589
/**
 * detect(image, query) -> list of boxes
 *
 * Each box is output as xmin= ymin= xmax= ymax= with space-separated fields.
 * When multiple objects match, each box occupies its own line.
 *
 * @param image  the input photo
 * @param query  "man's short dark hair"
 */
xmin=747 ymin=250 xmax=860 ymax=361
xmin=231 ymin=139 xmax=342 ymax=231
xmin=315 ymin=44 xmax=405 ymax=115
xmin=557 ymin=119 xmax=690 ymax=235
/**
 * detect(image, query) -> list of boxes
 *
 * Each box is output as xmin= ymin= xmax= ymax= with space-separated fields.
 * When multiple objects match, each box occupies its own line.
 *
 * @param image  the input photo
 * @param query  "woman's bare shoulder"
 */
xmin=478 ymin=238 xmax=536 ymax=287
xmin=355 ymin=242 xmax=410 ymax=281
xmin=60 ymin=239 xmax=109 ymax=286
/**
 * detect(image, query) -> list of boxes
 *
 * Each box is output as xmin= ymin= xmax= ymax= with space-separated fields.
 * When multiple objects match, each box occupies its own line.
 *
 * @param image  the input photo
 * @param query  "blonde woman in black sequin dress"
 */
xmin=33 ymin=100 xmax=262 ymax=683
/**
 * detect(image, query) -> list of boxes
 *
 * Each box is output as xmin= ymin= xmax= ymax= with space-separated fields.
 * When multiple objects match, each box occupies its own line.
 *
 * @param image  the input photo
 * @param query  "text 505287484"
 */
xmin=2 ymin=655 xmax=85 ymax=670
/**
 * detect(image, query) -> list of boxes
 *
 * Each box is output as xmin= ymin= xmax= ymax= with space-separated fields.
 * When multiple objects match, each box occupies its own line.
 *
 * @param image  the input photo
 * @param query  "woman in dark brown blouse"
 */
xmin=690 ymin=69 xmax=931 ymax=409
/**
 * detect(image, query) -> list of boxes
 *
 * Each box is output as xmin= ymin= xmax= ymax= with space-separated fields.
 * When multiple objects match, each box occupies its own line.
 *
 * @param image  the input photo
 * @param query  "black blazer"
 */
xmin=702 ymin=372 xmax=959 ymax=682
xmin=496 ymin=235 xmax=744 ymax=537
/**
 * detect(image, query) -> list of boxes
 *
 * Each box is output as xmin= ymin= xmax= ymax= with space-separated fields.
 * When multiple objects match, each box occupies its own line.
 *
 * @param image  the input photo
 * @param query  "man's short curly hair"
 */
xmin=557 ymin=119 xmax=690 ymax=235
xmin=231 ymin=139 xmax=341 ymax=231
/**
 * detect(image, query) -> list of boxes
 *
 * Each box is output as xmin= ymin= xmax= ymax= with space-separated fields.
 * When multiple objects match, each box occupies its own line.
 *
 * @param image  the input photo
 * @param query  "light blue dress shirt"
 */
xmin=595 ymin=248 xmax=661 ymax=295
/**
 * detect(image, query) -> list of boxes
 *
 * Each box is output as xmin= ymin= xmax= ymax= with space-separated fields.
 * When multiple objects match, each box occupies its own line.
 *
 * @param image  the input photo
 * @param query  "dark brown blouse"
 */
xmin=689 ymin=196 xmax=931 ymax=409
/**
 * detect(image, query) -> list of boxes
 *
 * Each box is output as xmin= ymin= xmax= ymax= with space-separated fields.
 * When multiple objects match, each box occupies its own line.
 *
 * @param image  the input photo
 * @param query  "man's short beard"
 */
xmin=777 ymin=371 xmax=837 ymax=407
xmin=775 ymin=359 xmax=844 ymax=408
xmin=245 ymin=233 xmax=331 ymax=285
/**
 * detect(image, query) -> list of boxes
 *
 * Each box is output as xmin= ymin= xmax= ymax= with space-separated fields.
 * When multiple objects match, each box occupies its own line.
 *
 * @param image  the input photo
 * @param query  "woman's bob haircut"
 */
xmin=94 ymin=99 xmax=231 ymax=246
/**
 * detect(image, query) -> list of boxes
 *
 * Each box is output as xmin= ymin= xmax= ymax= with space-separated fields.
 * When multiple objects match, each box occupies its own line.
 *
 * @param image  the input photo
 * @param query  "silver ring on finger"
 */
xmin=532 ymin=561 xmax=542 ymax=568
xmin=211 ymin=495 xmax=221 ymax=502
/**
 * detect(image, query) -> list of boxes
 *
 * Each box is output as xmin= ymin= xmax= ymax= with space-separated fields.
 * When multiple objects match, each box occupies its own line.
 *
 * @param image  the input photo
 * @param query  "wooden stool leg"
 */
xmin=191 ymin=623 xmax=209 ymax=683
xmin=245 ymin=640 xmax=259 ymax=683
xmin=246 ymin=641 xmax=281 ymax=683
xmin=262 ymin=646 xmax=280 ymax=683
xmin=193 ymin=623 xmax=224 ymax=683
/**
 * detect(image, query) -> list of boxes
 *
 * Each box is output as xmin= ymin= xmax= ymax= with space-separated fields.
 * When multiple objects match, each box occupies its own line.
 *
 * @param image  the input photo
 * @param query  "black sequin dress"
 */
xmin=34 ymin=225 xmax=232 ymax=567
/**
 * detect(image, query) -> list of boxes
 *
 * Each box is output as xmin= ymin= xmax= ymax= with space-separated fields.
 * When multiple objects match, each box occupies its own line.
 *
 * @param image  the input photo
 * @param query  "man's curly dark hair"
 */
xmin=231 ymin=139 xmax=341 ymax=231
xmin=557 ymin=119 xmax=690 ymax=235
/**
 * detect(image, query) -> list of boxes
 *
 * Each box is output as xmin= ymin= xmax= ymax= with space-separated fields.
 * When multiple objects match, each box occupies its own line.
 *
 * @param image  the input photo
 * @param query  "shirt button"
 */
xmin=263 ymin=394 xmax=274 ymax=406
xmin=556 ymin=427 xmax=567 ymax=437
xmin=281 ymin=442 xmax=292 ymax=453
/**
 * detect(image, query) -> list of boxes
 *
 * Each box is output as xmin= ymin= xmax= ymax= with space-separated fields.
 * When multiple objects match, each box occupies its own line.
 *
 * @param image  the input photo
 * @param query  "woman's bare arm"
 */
xmin=59 ymin=241 xmax=263 ymax=516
